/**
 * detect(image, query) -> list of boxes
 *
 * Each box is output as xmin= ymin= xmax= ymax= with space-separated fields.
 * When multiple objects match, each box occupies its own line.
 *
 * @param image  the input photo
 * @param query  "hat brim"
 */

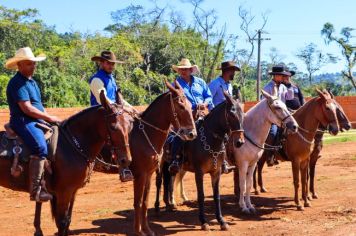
xmin=172 ymin=65 xmax=199 ymax=74
xmin=91 ymin=56 xmax=125 ymax=64
xmin=217 ymin=65 xmax=241 ymax=71
xmin=5 ymin=55 xmax=46 ymax=70
xmin=269 ymin=71 xmax=291 ymax=76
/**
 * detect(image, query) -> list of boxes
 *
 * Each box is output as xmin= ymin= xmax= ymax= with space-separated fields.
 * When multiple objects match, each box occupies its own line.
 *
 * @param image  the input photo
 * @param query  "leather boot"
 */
xmin=29 ymin=156 xmax=53 ymax=202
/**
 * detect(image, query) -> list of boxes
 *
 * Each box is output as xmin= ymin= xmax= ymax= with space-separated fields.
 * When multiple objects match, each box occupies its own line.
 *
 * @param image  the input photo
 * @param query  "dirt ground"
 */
xmin=0 ymin=142 xmax=355 ymax=236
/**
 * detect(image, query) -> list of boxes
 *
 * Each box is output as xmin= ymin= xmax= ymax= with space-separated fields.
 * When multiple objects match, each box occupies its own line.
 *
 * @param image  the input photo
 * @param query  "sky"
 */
xmin=1 ymin=0 xmax=355 ymax=74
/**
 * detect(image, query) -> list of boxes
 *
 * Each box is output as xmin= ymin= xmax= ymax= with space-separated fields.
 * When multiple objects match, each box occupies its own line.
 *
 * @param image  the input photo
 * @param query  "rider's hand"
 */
xmin=47 ymin=115 xmax=62 ymax=123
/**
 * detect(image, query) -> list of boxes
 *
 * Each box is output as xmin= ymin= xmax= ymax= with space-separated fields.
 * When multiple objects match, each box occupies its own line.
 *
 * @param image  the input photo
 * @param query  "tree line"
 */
xmin=0 ymin=3 xmax=355 ymax=108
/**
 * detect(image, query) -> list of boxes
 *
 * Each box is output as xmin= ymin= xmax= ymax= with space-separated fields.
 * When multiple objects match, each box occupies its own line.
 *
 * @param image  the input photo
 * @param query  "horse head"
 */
xmin=316 ymin=89 xmax=339 ymax=135
xmin=223 ymin=91 xmax=245 ymax=148
xmin=100 ymin=90 xmax=133 ymax=168
xmin=165 ymin=80 xmax=197 ymax=141
xmin=261 ymin=90 xmax=298 ymax=133
xmin=328 ymin=91 xmax=351 ymax=131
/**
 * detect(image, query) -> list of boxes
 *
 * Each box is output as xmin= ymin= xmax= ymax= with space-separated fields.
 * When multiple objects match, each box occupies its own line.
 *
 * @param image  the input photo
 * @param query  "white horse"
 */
xmin=232 ymin=90 xmax=298 ymax=214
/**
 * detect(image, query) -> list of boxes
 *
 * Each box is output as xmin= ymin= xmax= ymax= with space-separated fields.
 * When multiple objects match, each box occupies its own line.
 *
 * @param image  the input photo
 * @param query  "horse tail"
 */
xmin=50 ymin=195 xmax=57 ymax=220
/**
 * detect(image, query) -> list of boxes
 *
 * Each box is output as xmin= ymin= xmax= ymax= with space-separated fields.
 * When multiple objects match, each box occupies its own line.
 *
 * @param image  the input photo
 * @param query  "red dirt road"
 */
xmin=0 ymin=142 xmax=355 ymax=236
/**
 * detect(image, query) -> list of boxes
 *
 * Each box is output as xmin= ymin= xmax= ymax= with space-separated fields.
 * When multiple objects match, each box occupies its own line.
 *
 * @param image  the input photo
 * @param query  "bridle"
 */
xmin=223 ymin=102 xmax=244 ymax=139
xmin=266 ymin=97 xmax=292 ymax=126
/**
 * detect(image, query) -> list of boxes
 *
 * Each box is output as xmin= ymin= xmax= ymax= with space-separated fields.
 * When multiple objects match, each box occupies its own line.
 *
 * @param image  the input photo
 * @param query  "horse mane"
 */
xmin=293 ymin=97 xmax=318 ymax=117
xmin=205 ymin=101 xmax=226 ymax=120
xmin=62 ymin=105 xmax=102 ymax=127
xmin=140 ymin=92 xmax=169 ymax=117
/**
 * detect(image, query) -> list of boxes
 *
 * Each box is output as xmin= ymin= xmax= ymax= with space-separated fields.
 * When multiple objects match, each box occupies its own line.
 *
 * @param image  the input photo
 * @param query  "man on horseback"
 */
xmin=263 ymin=64 xmax=294 ymax=166
xmin=209 ymin=61 xmax=241 ymax=173
xmin=168 ymin=58 xmax=214 ymax=174
xmin=89 ymin=50 xmax=136 ymax=182
xmin=5 ymin=47 xmax=62 ymax=202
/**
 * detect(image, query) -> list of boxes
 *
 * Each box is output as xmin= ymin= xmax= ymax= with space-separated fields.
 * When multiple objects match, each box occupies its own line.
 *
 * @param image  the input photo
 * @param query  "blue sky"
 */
xmin=1 ymin=0 xmax=355 ymax=74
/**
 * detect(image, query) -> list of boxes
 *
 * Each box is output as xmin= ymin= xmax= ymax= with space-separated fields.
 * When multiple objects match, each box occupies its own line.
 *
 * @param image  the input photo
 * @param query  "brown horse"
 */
xmin=129 ymin=80 xmax=196 ymax=236
xmin=0 ymin=91 xmax=133 ymax=236
xmin=253 ymin=97 xmax=351 ymax=199
xmin=156 ymin=92 xmax=245 ymax=231
xmin=249 ymin=89 xmax=339 ymax=210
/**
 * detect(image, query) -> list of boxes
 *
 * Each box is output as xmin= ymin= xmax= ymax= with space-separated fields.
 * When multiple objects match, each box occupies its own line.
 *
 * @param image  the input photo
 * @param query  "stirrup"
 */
xmin=168 ymin=160 xmax=180 ymax=175
xmin=31 ymin=186 xmax=53 ymax=202
xmin=222 ymin=162 xmax=235 ymax=174
xmin=119 ymin=168 xmax=133 ymax=182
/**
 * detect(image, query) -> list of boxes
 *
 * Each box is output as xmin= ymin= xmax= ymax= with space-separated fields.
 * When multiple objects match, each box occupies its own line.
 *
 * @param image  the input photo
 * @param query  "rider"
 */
xmin=209 ymin=61 xmax=241 ymax=173
xmin=285 ymin=70 xmax=305 ymax=110
xmin=5 ymin=47 xmax=62 ymax=202
xmin=263 ymin=64 xmax=294 ymax=166
xmin=168 ymin=58 xmax=214 ymax=174
xmin=89 ymin=50 xmax=136 ymax=182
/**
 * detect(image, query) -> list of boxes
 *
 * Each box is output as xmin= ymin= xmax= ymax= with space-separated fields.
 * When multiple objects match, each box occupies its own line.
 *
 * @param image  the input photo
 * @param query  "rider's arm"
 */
xmin=18 ymin=101 xmax=60 ymax=123
xmin=202 ymin=82 xmax=214 ymax=111
xmin=90 ymin=78 xmax=111 ymax=105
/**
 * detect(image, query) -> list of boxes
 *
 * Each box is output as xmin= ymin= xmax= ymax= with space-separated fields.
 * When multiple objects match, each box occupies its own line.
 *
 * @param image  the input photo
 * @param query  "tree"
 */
xmin=321 ymin=23 xmax=356 ymax=89
xmin=295 ymin=43 xmax=337 ymax=85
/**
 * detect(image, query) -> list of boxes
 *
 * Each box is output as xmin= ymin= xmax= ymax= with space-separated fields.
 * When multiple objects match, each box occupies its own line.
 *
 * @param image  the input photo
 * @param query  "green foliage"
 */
xmin=0 ymin=74 xmax=10 ymax=105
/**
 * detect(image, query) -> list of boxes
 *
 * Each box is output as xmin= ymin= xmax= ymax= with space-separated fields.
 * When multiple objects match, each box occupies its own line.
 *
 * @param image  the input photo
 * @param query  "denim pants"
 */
xmin=10 ymin=117 xmax=48 ymax=159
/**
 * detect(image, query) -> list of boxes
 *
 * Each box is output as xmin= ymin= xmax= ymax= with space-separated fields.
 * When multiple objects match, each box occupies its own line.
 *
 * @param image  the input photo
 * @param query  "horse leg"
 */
xmin=54 ymin=192 xmax=74 ymax=236
xmin=309 ymin=154 xmax=320 ymax=199
xmin=195 ymin=170 xmax=209 ymax=230
xmin=177 ymin=170 xmax=188 ymax=202
xmin=34 ymin=202 xmax=43 ymax=236
xmin=238 ymin=162 xmax=250 ymax=214
xmin=133 ymin=174 xmax=146 ymax=236
xmin=233 ymin=169 xmax=240 ymax=197
xmin=258 ymin=153 xmax=268 ymax=193
xmin=64 ymin=192 xmax=77 ymax=235
xmin=253 ymin=167 xmax=258 ymax=195
xmin=141 ymin=173 xmax=155 ymax=236
xmin=246 ymin=163 xmax=257 ymax=214
xmin=291 ymin=160 xmax=303 ymax=211
xmin=301 ymin=160 xmax=311 ymax=208
xmin=154 ymin=168 xmax=162 ymax=213
xmin=162 ymin=162 xmax=175 ymax=211
xmin=210 ymin=171 xmax=229 ymax=231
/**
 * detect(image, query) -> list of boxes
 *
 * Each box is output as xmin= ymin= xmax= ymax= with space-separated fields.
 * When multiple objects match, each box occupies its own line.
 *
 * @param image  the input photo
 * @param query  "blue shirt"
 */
xmin=176 ymin=76 xmax=214 ymax=111
xmin=89 ymin=69 xmax=118 ymax=106
xmin=263 ymin=80 xmax=294 ymax=103
xmin=6 ymin=72 xmax=44 ymax=120
xmin=209 ymin=76 xmax=233 ymax=106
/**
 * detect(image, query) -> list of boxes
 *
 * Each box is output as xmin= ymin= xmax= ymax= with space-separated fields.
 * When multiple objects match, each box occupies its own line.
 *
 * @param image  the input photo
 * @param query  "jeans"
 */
xmin=10 ymin=117 xmax=48 ymax=159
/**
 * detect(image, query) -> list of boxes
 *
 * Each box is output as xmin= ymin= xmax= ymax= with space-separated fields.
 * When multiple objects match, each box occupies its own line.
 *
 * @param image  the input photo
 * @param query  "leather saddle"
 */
xmin=4 ymin=122 xmax=54 ymax=141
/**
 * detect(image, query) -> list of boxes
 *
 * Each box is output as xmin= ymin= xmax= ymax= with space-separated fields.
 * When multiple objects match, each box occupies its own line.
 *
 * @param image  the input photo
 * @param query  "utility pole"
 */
xmin=254 ymin=30 xmax=270 ymax=101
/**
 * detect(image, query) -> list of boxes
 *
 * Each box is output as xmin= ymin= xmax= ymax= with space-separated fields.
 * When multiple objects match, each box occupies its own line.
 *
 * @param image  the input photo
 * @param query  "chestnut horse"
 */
xmin=250 ymin=90 xmax=339 ymax=210
xmin=155 ymin=92 xmax=245 ymax=231
xmin=129 ymin=80 xmax=196 ymax=236
xmin=0 ymin=91 xmax=133 ymax=236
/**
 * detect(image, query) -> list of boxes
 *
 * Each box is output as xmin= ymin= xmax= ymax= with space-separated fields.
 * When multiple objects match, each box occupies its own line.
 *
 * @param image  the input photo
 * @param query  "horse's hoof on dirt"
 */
xmin=304 ymin=201 xmax=312 ymax=207
xmin=166 ymin=204 xmax=177 ymax=212
xmin=241 ymin=207 xmax=250 ymax=214
xmin=34 ymin=231 xmax=43 ymax=236
xmin=201 ymin=223 xmax=210 ymax=231
xmin=261 ymin=187 xmax=268 ymax=193
xmin=221 ymin=222 xmax=229 ymax=231
xmin=249 ymin=207 xmax=257 ymax=214
xmin=307 ymin=195 xmax=313 ymax=201
xmin=254 ymin=190 xmax=260 ymax=195
xmin=312 ymin=193 xmax=319 ymax=199
xmin=297 ymin=205 xmax=304 ymax=211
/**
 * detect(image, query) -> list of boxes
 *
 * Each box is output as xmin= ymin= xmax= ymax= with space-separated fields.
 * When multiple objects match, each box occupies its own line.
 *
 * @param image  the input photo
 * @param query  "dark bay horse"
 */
xmin=0 ymin=91 xmax=133 ymax=236
xmin=156 ymin=92 xmax=245 ymax=231
xmin=254 ymin=98 xmax=351 ymax=199
xmin=250 ymin=90 xmax=339 ymax=210
xmin=129 ymin=80 xmax=196 ymax=236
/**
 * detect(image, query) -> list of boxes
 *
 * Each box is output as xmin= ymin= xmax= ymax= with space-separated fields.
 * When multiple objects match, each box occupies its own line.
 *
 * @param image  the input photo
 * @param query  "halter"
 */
xmin=266 ymin=98 xmax=292 ymax=125
xmin=224 ymin=103 xmax=244 ymax=138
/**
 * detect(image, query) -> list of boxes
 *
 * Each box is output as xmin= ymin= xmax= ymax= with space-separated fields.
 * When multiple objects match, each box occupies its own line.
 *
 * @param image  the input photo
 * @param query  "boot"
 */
xmin=222 ymin=159 xmax=235 ymax=174
xmin=29 ymin=156 xmax=53 ymax=202
xmin=119 ymin=167 xmax=134 ymax=182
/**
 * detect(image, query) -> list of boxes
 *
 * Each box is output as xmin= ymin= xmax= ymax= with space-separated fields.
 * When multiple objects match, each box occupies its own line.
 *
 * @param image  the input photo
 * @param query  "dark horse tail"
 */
xmin=50 ymin=195 xmax=57 ymax=220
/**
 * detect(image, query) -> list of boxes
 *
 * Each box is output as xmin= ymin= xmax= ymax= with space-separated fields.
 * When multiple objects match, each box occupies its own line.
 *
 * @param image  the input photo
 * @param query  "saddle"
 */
xmin=1 ymin=122 xmax=59 ymax=177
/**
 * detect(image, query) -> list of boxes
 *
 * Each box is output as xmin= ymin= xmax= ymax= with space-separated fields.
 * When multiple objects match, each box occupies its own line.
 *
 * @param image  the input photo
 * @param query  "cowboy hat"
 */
xmin=5 ymin=47 xmax=46 ymax=70
xmin=268 ymin=65 xmax=291 ymax=76
xmin=91 ymin=50 xmax=124 ymax=64
xmin=217 ymin=61 xmax=241 ymax=71
xmin=172 ymin=58 xmax=199 ymax=74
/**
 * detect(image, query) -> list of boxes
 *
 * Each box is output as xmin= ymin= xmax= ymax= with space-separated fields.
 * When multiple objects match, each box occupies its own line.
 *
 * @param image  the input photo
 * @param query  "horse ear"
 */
xmin=328 ymin=89 xmax=335 ymax=99
xmin=116 ymin=89 xmax=123 ymax=106
xmin=165 ymin=79 xmax=179 ymax=96
xmin=261 ymin=90 xmax=271 ymax=100
xmin=174 ymin=79 xmax=183 ymax=91
xmin=223 ymin=90 xmax=233 ymax=105
xmin=100 ymin=90 xmax=110 ymax=110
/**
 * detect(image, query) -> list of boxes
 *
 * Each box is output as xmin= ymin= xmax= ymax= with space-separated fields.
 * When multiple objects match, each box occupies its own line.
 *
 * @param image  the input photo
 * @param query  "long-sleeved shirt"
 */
xmin=175 ymin=76 xmax=214 ymax=111
xmin=208 ymin=76 xmax=233 ymax=106
xmin=263 ymin=80 xmax=294 ymax=103
xmin=286 ymin=84 xmax=305 ymax=110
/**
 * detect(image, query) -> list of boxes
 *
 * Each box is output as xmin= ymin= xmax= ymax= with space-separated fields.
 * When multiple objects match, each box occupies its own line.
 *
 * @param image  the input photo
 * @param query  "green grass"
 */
xmin=323 ymin=129 xmax=356 ymax=145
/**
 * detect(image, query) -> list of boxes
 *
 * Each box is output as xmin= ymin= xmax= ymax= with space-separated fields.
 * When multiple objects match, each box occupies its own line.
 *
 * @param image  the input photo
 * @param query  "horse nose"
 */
xmin=235 ymin=138 xmax=245 ymax=148
xmin=188 ymin=130 xmax=197 ymax=139
xmin=286 ymin=122 xmax=298 ymax=132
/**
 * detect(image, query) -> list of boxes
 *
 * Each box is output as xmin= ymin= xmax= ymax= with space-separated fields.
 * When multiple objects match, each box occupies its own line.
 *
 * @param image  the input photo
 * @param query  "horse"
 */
xmin=229 ymin=90 xmax=298 ymax=214
xmin=156 ymin=92 xmax=245 ymax=231
xmin=129 ymin=80 xmax=197 ymax=236
xmin=253 ymin=97 xmax=351 ymax=199
xmin=250 ymin=89 xmax=339 ymax=210
xmin=0 ymin=91 xmax=133 ymax=236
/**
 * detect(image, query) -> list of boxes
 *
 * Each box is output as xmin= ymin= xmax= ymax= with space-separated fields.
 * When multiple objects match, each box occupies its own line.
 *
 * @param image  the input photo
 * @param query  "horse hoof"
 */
xmin=297 ymin=205 xmax=304 ymax=211
xmin=34 ymin=231 xmax=43 ymax=236
xmin=261 ymin=187 xmax=268 ymax=193
xmin=201 ymin=223 xmax=210 ymax=231
xmin=312 ymin=194 xmax=319 ymax=199
xmin=241 ymin=208 xmax=250 ymax=214
xmin=254 ymin=190 xmax=260 ymax=195
xmin=307 ymin=195 xmax=313 ymax=201
xmin=221 ymin=222 xmax=229 ymax=231
xmin=249 ymin=207 xmax=257 ymax=214
xmin=166 ymin=204 xmax=177 ymax=212
xmin=304 ymin=201 xmax=312 ymax=207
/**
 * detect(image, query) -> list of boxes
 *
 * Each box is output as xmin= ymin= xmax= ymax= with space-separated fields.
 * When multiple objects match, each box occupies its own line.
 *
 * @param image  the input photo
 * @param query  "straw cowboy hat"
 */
xmin=5 ymin=47 xmax=46 ymax=70
xmin=172 ymin=58 xmax=199 ymax=74
xmin=91 ymin=50 xmax=124 ymax=64
xmin=268 ymin=65 xmax=291 ymax=76
xmin=217 ymin=61 xmax=241 ymax=71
